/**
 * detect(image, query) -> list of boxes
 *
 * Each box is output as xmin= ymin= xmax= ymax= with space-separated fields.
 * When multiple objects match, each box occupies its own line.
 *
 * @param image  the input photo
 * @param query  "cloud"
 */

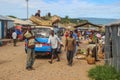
xmin=0 ymin=0 xmax=25 ymax=5
xmin=28 ymin=0 xmax=120 ymax=18
xmin=0 ymin=0 xmax=120 ymax=18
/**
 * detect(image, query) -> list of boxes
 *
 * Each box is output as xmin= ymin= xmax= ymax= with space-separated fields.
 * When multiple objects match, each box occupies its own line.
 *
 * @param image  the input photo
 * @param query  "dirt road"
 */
xmin=0 ymin=41 xmax=102 ymax=80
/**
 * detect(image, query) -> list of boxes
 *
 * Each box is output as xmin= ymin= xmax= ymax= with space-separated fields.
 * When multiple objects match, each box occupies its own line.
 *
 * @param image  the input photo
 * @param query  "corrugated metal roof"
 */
xmin=74 ymin=22 xmax=102 ymax=28
xmin=7 ymin=17 xmax=35 ymax=25
xmin=0 ymin=15 xmax=13 ymax=21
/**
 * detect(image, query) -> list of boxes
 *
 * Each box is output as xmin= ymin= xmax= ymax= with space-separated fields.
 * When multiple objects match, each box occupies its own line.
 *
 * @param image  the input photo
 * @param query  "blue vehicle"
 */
xmin=25 ymin=26 xmax=53 ymax=56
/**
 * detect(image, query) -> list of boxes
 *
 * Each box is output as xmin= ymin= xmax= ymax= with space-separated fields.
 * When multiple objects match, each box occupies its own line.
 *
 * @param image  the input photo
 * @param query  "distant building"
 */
xmin=74 ymin=22 xmax=103 ymax=31
xmin=8 ymin=17 xmax=34 ymax=26
xmin=0 ymin=15 xmax=14 ymax=39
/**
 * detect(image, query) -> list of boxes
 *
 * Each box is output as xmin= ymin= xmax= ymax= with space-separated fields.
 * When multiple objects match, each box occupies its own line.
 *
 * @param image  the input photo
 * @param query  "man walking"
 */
xmin=12 ymin=30 xmax=17 ymax=46
xmin=48 ymin=30 xmax=63 ymax=64
xmin=65 ymin=31 xmax=76 ymax=66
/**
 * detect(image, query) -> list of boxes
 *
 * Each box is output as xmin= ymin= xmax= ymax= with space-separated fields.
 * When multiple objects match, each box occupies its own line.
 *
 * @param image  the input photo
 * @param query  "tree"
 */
xmin=65 ymin=16 xmax=70 ymax=23
xmin=60 ymin=16 xmax=70 ymax=24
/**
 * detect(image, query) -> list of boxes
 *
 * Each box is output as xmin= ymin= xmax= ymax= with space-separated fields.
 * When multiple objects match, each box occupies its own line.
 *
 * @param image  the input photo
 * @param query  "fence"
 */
xmin=105 ymin=24 xmax=120 ymax=71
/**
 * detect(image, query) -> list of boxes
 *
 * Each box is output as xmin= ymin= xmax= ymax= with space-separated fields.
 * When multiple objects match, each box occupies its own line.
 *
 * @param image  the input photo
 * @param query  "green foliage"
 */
xmin=88 ymin=65 xmax=120 ymax=80
xmin=69 ymin=18 xmax=88 ymax=24
xmin=80 ymin=49 xmax=87 ymax=54
xmin=61 ymin=16 xmax=70 ymax=24
xmin=60 ymin=16 xmax=88 ymax=24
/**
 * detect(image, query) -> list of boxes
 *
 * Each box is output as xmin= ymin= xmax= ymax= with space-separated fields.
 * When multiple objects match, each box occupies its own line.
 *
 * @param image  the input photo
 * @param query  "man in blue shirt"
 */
xmin=73 ymin=29 xmax=79 ymax=56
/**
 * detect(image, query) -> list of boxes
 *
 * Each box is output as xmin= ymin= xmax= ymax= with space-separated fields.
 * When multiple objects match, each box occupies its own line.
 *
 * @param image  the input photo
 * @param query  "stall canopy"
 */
xmin=16 ymin=25 xmax=22 ymax=30
xmin=7 ymin=17 xmax=35 ymax=26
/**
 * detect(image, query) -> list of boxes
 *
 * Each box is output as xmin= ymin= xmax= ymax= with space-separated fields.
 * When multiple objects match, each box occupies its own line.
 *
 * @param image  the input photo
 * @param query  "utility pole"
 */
xmin=26 ymin=0 xmax=29 ymax=20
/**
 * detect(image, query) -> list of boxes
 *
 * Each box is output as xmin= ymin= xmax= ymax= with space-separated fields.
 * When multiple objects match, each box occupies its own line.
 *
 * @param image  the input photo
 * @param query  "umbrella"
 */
xmin=16 ymin=25 xmax=22 ymax=30
xmin=96 ymin=33 xmax=101 ymax=38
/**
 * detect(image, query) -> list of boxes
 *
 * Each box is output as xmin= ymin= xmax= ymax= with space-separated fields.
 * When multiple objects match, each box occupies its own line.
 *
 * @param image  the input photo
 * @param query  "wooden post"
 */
xmin=116 ymin=25 xmax=120 ymax=71
xmin=105 ymin=26 xmax=111 ymax=65
xmin=111 ymin=26 xmax=117 ymax=69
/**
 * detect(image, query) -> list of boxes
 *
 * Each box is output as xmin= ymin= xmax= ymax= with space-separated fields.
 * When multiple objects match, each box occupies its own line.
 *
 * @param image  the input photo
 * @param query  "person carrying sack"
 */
xmin=24 ymin=29 xmax=36 ymax=70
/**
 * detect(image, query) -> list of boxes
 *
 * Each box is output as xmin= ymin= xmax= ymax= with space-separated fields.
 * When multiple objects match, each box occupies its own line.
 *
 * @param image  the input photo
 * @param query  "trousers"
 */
xmin=26 ymin=48 xmax=35 ymax=68
xmin=67 ymin=50 xmax=74 ymax=64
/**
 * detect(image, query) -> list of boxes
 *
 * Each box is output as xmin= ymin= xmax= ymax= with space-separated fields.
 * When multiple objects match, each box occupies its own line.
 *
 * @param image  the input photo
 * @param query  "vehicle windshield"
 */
xmin=32 ymin=28 xmax=51 ymax=38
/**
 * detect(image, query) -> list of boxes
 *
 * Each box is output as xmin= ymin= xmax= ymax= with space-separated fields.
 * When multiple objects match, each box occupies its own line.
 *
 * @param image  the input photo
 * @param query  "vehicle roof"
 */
xmin=31 ymin=26 xmax=53 ymax=30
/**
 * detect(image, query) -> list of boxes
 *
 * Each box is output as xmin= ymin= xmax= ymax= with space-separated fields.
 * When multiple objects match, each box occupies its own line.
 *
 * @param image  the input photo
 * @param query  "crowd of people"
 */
xmin=65 ymin=29 xmax=105 ymax=62
xmin=22 ymin=27 xmax=81 ymax=70
xmin=9 ymin=26 xmax=104 ymax=71
xmin=65 ymin=29 xmax=105 ymax=46
xmin=7 ymin=21 xmax=105 ymax=71
xmin=8 ymin=25 xmax=106 ymax=71
xmin=7 ymin=10 xmax=105 ymax=70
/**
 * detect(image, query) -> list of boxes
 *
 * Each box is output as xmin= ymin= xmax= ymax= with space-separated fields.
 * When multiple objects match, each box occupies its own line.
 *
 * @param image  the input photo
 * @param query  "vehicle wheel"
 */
xmin=48 ymin=54 xmax=52 ymax=58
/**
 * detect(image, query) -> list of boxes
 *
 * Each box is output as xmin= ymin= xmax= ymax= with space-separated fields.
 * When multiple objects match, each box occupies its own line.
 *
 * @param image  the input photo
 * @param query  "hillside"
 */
xmin=80 ymin=17 xmax=120 ymax=25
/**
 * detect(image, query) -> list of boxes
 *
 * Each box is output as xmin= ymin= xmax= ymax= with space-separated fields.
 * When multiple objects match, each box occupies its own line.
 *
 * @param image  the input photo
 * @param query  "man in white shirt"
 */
xmin=12 ymin=30 xmax=17 ymax=46
xmin=48 ymin=30 xmax=63 ymax=64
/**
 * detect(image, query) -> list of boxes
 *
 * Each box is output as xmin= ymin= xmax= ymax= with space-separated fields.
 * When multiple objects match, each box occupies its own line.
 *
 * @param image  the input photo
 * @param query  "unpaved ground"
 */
xmin=0 ymin=40 xmax=103 ymax=80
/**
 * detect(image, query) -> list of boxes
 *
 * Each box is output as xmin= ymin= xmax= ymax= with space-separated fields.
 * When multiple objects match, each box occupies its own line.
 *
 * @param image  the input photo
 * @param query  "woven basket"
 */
xmin=98 ymin=45 xmax=104 ymax=59
xmin=86 ymin=55 xmax=95 ymax=64
xmin=98 ymin=53 xmax=104 ymax=59
xmin=30 ymin=16 xmax=52 ymax=26
xmin=24 ymin=31 xmax=32 ymax=38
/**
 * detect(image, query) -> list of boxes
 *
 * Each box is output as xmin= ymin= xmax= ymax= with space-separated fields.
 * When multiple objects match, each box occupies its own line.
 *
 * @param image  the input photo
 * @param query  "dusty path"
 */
xmin=0 ymin=40 xmax=103 ymax=80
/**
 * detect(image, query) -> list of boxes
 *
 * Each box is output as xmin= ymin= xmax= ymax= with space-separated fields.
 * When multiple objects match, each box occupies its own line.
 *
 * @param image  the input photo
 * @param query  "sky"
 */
xmin=0 ymin=0 xmax=120 ymax=19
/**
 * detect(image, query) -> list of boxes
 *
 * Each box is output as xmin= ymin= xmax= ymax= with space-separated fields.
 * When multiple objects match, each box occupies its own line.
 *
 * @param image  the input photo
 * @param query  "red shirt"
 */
xmin=65 ymin=32 xmax=69 ymax=38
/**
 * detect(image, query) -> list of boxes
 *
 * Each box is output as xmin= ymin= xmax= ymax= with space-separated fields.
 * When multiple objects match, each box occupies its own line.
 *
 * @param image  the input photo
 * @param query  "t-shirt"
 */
xmin=48 ymin=35 xmax=62 ymax=49
xmin=12 ymin=32 xmax=17 ymax=39
xmin=65 ymin=32 xmax=69 ymax=38
xmin=73 ymin=33 xmax=79 ymax=46
xmin=66 ymin=37 xmax=76 ymax=51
